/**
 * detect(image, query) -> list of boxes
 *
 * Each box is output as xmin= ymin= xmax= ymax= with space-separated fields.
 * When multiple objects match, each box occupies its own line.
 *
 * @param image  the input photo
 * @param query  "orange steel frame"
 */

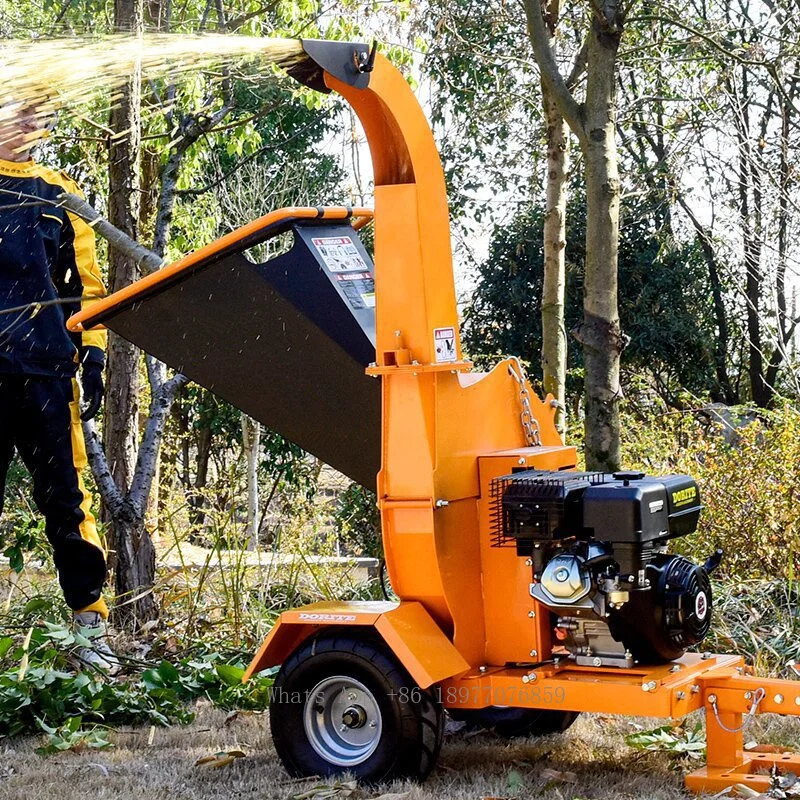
xmin=244 ymin=48 xmax=800 ymax=794
xmin=70 ymin=43 xmax=799 ymax=794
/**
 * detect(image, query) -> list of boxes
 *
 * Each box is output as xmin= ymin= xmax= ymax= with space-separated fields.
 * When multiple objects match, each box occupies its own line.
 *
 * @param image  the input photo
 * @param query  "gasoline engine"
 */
xmin=493 ymin=470 xmax=722 ymax=667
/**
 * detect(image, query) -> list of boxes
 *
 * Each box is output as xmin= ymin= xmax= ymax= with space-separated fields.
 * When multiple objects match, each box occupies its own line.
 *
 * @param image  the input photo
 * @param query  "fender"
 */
xmin=243 ymin=600 xmax=470 ymax=689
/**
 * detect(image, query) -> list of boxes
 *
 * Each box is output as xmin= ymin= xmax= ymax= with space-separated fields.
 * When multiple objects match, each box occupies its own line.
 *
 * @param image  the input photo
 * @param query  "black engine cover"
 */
xmin=609 ymin=554 xmax=713 ymax=662
xmin=495 ymin=470 xmax=703 ymax=568
xmin=582 ymin=473 xmax=703 ymax=545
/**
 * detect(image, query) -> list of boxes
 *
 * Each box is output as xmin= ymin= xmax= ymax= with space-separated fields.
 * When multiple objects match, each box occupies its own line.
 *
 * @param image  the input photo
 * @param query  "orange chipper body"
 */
xmin=69 ymin=40 xmax=800 ymax=793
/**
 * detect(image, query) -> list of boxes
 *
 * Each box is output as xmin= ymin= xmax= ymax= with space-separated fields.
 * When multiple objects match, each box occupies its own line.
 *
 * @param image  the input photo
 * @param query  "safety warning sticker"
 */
xmin=434 ymin=326 xmax=457 ymax=363
xmin=334 ymin=272 xmax=375 ymax=310
xmin=312 ymin=235 xmax=370 ymax=273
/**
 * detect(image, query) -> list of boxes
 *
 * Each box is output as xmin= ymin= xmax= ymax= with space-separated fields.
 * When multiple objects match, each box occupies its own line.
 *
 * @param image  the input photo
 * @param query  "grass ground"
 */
xmin=2 ymin=706 xmax=797 ymax=800
xmin=1 ymin=559 xmax=797 ymax=800
xmin=0 ymin=707 xmax=682 ymax=800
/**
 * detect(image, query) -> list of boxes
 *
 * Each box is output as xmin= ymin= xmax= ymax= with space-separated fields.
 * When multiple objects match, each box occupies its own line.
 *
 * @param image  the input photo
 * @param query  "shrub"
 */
xmin=333 ymin=482 xmax=382 ymax=559
xmin=619 ymin=404 xmax=800 ymax=580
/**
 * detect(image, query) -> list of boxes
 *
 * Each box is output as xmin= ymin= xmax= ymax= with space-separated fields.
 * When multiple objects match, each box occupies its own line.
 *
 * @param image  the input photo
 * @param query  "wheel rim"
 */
xmin=303 ymin=676 xmax=383 ymax=767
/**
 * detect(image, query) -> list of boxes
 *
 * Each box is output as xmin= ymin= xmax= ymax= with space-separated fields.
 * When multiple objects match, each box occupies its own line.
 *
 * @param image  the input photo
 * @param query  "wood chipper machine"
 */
xmin=69 ymin=39 xmax=800 ymax=793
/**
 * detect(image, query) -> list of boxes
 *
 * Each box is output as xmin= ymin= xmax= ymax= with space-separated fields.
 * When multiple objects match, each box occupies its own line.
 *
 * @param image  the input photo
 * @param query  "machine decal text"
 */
xmin=312 ymin=235 xmax=369 ymax=273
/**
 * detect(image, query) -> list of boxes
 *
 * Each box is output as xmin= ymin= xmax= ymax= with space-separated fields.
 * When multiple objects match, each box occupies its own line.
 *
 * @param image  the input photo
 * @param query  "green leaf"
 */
xmin=506 ymin=768 xmax=525 ymax=795
xmin=22 ymin=597 xmax=50 ymax=615
xmin=215 ymin=664 xmax=245 ymax=687
xmin=626 ymin=723 xmax=706 ymax=758
xmin=157 ymin=660 xmax=182 ymax=686
xmin=35 ymin=716 xmax=57 ymax=735
xmin=141 ymin=668 xmax=165 ymax=690
xmin=6 ymin=546 xmax=23 ymax=573
xmin=65 ymin=716 xmax=82 ymax=733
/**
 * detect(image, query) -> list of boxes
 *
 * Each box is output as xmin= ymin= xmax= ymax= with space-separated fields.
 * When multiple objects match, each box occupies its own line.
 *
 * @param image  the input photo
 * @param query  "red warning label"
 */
xmin=312 ymin=236 xmax=369 ymax=273
xmin=434 ymin=326 xmax=457 ymax=363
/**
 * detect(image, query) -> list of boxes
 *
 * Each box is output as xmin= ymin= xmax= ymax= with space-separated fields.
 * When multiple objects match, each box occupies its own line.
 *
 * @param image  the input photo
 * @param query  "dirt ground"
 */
xmin=3 ymin=707 xmax=796 ymax=800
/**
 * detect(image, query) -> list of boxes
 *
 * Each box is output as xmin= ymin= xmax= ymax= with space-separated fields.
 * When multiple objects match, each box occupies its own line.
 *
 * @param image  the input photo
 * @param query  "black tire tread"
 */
xmin=270 ymin=629 xmax=443 ymax=782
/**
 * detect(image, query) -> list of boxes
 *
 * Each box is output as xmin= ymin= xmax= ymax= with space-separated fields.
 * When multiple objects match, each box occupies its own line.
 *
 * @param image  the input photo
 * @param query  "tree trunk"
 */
xmin=524 ymin=0 xmax=623 ymax=470
xmin=578 ymin=10 xmax=623 ymax=471
xmin=728 ymin=65 xmax=773 ymax=407
xmin=540 ymin=79 xmax=569 ymax=433
xmin=105 ymin=0 xmax=143 ymax=579
xmin=675 ymin=198 xmax=737 ymax=404
xmin=617 ymin=82 xmax=736 ymax=407
xmin=241 ymin=414 xmax=261 ymax=551
xmin=188 ymin=425 xmax=212 ymax=528
xmin=765 ymin=93 xmax=798 ymax=394
xmin=145 ymin=457 xmax=160 ymax=543
xmin=113 ymin=507 xmax=159 ymax=627
xmin=74 ymin=164 xmax=187 ymax=632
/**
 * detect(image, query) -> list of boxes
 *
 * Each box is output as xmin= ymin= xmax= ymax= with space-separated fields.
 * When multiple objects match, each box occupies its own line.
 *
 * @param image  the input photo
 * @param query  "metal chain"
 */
xmin=508 ymin=357 xmax=542 ymax=447
xmin=709 ymin=687 xmax=766 ymax=733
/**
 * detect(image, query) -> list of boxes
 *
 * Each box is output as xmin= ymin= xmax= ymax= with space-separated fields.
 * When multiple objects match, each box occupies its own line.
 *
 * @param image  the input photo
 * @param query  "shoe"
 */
xmin=73 ymin=610 xmax=121 ymax=675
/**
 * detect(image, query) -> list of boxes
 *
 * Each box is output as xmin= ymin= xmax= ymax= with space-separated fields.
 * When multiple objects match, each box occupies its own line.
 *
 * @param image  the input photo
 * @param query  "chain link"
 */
xmin=709 ymin=687 xmax=765 ymax=733
xmin=508 ymin=357 xmax=542 ymax=447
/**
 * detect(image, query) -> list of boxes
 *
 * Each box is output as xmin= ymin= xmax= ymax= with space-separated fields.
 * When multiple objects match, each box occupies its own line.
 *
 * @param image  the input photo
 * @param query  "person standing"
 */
xmin=0 ymin=95 xmax=115 ymax=671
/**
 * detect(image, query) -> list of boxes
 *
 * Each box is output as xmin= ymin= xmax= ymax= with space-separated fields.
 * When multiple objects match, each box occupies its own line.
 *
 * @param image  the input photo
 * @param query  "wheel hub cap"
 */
xmin=342 ymin=705 xmax=367 ymax=728
xmin=304 ymin=676 xmax=382 ymax=766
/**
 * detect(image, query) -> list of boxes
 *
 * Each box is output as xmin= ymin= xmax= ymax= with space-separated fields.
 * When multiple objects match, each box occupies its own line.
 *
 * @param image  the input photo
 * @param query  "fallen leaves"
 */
xmin=540 ymin=767 xmax=578 ymax=785
xmin=713 ymin=767 xmax=800 ymax=799
xmin=294 ymin=784 xmax=359 ymax=800
xmin=292 ymin=782 xmax=379 ymax=800
xmin=746 ymin=744 xmax=796 ymax=755
xmin=193 ymin=748 xmax=246 ymax=768
xmin=766 ymin=766 xmax=800 ymax=799
xmin=288 ymin=782 xmax=414 ymax=800
xmin=625 ymin=721 xmax=706 ymax=759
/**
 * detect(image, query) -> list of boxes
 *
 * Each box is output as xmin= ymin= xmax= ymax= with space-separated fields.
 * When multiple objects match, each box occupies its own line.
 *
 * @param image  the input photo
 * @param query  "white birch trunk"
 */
xmin=241 ymin=414 xmax=261 ymax=551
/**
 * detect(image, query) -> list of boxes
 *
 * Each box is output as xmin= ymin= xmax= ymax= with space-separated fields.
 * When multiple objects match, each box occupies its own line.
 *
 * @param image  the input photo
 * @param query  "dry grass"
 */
xmin=2 ymin=563 xmax=797 ymax=799
xmin=4 ymin=708 xmax=797 ymax=800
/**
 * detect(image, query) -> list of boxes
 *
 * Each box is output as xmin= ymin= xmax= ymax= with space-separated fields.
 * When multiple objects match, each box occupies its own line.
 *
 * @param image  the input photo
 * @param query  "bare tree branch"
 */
xmin=129 ymin=372 xmax=189 ymax=517
xmin=82 ymin=419 xmax=125 ymax=516
xmin=145 ymin=354 xmax=166 ymax=396
xmin=57 ymin=191 xmax=165 ymax=274
xmin=176 ymin=115 xmax=326 ymax=198
xmin=567 ymin=34 xmax=590 ymax=89
xmin=522 ymin=0 xmax=587 ymax=146
xmin=151 ymin=99 xmax=234 ymax=257
xmin=0 ymin=296 xmax=84 ymax=316
xmin=225 ymin=0 xmax=280 ymax=30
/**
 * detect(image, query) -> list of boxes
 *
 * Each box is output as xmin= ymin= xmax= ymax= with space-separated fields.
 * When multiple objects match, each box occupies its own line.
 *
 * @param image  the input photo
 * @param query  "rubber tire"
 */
xmin=448 ymin=706 xmax=579 ymax=738
xmin=270 ymin=631 xmax=443 ymax=782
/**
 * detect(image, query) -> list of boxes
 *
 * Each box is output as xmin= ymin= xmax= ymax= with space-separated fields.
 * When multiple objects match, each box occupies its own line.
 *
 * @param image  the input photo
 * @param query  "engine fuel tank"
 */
xmin=582 ymin=473 xmax=702 ymax=544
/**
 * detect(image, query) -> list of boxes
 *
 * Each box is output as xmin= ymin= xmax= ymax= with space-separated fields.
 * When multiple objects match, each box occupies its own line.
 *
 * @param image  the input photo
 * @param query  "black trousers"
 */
xmin=0 ymin=375 xmax=106 ymax=610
